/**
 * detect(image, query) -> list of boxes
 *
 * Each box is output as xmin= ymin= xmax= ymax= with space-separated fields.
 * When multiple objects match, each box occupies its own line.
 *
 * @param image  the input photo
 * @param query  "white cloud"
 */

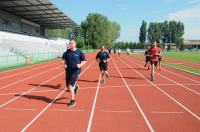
xmin=168 ymin=5 xmax=200 ymax=39
xmin=116 ymin=4 xmax=128 ymax=11
xmin=168 ymin=5 xmax=200 ymax=21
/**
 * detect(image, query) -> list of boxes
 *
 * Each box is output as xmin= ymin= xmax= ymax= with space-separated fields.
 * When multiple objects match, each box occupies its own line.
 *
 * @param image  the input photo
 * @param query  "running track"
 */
xmin=0 ymin=53 xmax=199 ymax=132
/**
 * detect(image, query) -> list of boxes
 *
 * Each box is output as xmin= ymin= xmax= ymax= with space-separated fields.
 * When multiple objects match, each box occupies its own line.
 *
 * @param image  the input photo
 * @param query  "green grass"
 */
xmin=163 ymin=52 xmax=200 ymax=63
xmin=163 ymin=62 xmax=200 ymax=75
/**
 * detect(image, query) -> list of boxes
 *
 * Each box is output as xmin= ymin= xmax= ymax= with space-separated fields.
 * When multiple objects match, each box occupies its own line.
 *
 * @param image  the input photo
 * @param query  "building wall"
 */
xmin=0 ymin=10 xmax=40 ymax=36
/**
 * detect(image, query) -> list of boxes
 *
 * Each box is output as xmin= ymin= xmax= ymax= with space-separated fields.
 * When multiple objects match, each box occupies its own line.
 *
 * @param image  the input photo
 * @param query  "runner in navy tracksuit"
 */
xmin=62 ymin=39 xmax=87 ymax=107
xmin=96 ymin=46 xmax=111 ymax=83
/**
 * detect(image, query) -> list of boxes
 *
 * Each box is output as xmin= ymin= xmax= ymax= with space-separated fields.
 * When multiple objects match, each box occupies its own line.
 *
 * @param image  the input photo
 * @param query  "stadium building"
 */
xmin=0 ymin=0 xmax=77 ymax=68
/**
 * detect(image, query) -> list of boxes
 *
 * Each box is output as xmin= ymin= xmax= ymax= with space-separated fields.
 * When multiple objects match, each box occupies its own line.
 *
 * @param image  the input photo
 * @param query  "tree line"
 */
xmin=139 ymin=20 xmax=184 ymax=50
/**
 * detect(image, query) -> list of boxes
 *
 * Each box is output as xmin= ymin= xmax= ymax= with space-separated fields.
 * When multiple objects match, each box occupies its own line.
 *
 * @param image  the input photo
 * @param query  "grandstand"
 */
xmin=0 ymin=0 xmax=76 ymax=68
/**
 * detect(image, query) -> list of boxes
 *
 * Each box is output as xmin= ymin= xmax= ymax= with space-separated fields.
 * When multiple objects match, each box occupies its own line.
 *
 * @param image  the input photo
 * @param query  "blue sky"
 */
xmin=52 ymin=0 xmax=200 ymax=42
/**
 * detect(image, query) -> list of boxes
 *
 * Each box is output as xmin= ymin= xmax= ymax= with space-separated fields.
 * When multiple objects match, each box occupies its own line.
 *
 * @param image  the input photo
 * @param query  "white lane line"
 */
xmin=4 ymin=107 xmax=37 ymax=111
xmin=52 ymin=109 xmax=85 ymax=112
xmin=101 ymin=110 xmax=133 ymax=113
xmin=155 ymin=72 xmax=200 ymax=95
xmin=21 ymin=90 xmax=66 ymax=132
xmin=1 ymin=83 xmax=199 ymax=97
xmin=86 ymin=73 xmax=101 ymax=132
xmin=119 ymin=57 xmax=200 ymax=121
xmin=160 ymin=67 xmax=200 ymax=84
xmin=0 ymin=67 xmax=59 ymax=90
xmin=123 ymin=56 xmax=200 ymax=96
xmin=21 ymin=59 xmax=96 ymax=132
xmin=0 ymin=89 xmax=59 ymax=96
xmin=132 ymin=55 xmax=200 ymax=81
xmin=0 ymin=72 xmax=64 ymax=108
xmin=112 ymin=58 xmax=154 ymax=132
xmin=0 ymin=59 xmax=58 ymax=74
xmin=151 ymin=111 xmax=184 ymax=114
xmin=0 ymin=62 xmax=58 ymax=80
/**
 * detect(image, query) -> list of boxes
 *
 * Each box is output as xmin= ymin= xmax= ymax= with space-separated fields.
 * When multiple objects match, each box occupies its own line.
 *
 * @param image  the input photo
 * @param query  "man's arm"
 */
xmin=77 ymin=60 xmax=87 ymax=68
xmin=77 ymin=51 xmax=87 ymax=68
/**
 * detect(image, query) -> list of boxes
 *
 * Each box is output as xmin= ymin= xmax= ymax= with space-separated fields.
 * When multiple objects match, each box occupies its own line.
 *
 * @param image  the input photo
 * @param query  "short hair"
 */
xmin=69 ymin=38 xmax=76 ymax=42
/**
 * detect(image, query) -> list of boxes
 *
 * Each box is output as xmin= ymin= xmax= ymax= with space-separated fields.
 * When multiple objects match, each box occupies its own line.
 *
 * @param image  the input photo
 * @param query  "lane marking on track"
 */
xmin=112 ymin=58 xmax=154 ymax=132
xmin=101 ymin=110 xmax=133 ymax=113
xmin=0 ymin=67 xmax=59 ymax=90
xmin=122 ymin=56 xmax=200 ymax=96
xmin=86 ymin=73 xmax=102 ymax=132
xmin=131 ymin=55 xmax=200 ymax=82
xmin=0 ymin=72 xmax=64 ymax=108
xmin=151 ymin=111 xmax=184 ymax=114
xmin=4 ymin=108 xmax=37 ymax=111
xmin=52 ymin=109 xmax=85 ymax=112
xmin=0 ymin=62 xmax=58 ymax=80
xmin=21 ymin=58 xmax=96 ymax=132
xmin=118 ymin=57 xmax=200 ymax=121
xmin=0 ymin=59 xmax=59 ymax=74
xmin=1 ymin=83 xmax=199 ymax=97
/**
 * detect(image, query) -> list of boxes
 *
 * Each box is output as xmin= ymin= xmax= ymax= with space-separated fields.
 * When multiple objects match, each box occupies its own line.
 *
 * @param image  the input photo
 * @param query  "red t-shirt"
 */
xmin=148 ymin=47 xmax=161 ymax=61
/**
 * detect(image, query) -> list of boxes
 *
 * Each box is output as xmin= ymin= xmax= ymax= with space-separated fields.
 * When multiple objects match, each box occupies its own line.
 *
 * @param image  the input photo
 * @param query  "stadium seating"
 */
xmin=0 ymin=31 xmax=68 ymax=68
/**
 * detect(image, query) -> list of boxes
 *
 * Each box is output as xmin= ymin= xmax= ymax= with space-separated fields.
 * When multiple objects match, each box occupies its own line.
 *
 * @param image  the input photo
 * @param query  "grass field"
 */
xmin=163 ymin=52 xmax=200 ymax=63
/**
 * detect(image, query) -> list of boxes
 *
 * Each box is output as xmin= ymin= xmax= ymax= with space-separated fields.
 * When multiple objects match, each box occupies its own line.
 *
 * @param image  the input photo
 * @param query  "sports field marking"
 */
xmin=0 ymin=62 xmax=58 ymax=80
xmin=0 ymin=67 xmax=59 ymax=90
xmin=86 ymin=73 xmax=101 ymax=132
xmin=119 ymin=57 xmax=200 ymax=121
xmin=0 ymin=72 xmax=64 ymax=108
xmin=123 ymin=56 xmax=200 ymax=95
xmin=0 ymin=59 xmax=59 ymax=74
xmin=1 ymin=83 xmax=199 ymax=97
xmin=131 ymin=56 xmax=200 ymax=83
xmin=101 ymin=110 xmax=133 ymax=113
xmin=21 ymin=60 xmax=96 ymax=132
xmin=158 ymin=68 xmax=200 ymax=83
xmin=155 ymin=73 xmax=200 ymax=95
xmin=151 ymin=111 xmax=184 ymax=114
xmin=4 ymin=108 xmax=37 ymax=111
xmin=112 ymin=58 xmax=154 ymax=132
xmin=52 ymin=109 xmax=85 ymax=112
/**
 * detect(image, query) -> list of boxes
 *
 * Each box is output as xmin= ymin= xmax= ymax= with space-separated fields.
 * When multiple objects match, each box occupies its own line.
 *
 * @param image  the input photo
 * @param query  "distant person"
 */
xmin=108 ymin=49 xmax=111 ymax=54
xmin=96 ymin=46 xmax=111 ymax=83
xmin=118 ymin=49 xmax=121 ymax=56
xmin=144 ymin=50 xmax=150 ymax=70
xmin=114 ymin=48 xmax=116 ymax=54
xmin=62 ymin=39 xmax=87 ymax=107
xmin=157 ymin=45 xmax=163 ymax=70
xmin=148 ymin=41 xmax=161 ymax=81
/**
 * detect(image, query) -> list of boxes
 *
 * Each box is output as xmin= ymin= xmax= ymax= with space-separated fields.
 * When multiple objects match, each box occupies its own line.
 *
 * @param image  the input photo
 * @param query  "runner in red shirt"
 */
xmin=148 ymin=41 xmax=161 ymax=81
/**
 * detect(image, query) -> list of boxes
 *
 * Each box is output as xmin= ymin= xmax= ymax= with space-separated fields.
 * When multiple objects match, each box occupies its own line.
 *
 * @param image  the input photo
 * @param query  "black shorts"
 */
xmin=158 ymin=56 xmax=162 ymax=61
xmin=99 ymin=62 xmax=108 ymax=71
xmin=150 ymin=60 xmax=158 ymax=66
xmin=66 ymin=69 xmax=80 ymax=87
xmin=146 ymin=57 xmax=150 ymax=62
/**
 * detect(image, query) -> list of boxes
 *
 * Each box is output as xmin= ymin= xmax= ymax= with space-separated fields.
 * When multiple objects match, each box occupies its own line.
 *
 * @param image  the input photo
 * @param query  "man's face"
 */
xmin=69 ymin=40 xmax=76 ymax=49
xmin=152 ymin=42 xmax=157 ymax=48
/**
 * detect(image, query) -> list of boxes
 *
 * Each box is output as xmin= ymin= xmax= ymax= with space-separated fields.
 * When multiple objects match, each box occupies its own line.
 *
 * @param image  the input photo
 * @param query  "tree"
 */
xmin=81 ymin=13 xmax=121 ymax=49
xmin=139 ymin=20 xmax=147 ymax=48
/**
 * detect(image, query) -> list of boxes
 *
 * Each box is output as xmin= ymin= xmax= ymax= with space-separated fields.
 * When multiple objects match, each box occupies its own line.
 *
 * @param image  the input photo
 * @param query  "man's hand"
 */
xmin=64 ymin=64 xmax=67 ymax=69
xmin=77 ymin=64 xmax=82 ymax=68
